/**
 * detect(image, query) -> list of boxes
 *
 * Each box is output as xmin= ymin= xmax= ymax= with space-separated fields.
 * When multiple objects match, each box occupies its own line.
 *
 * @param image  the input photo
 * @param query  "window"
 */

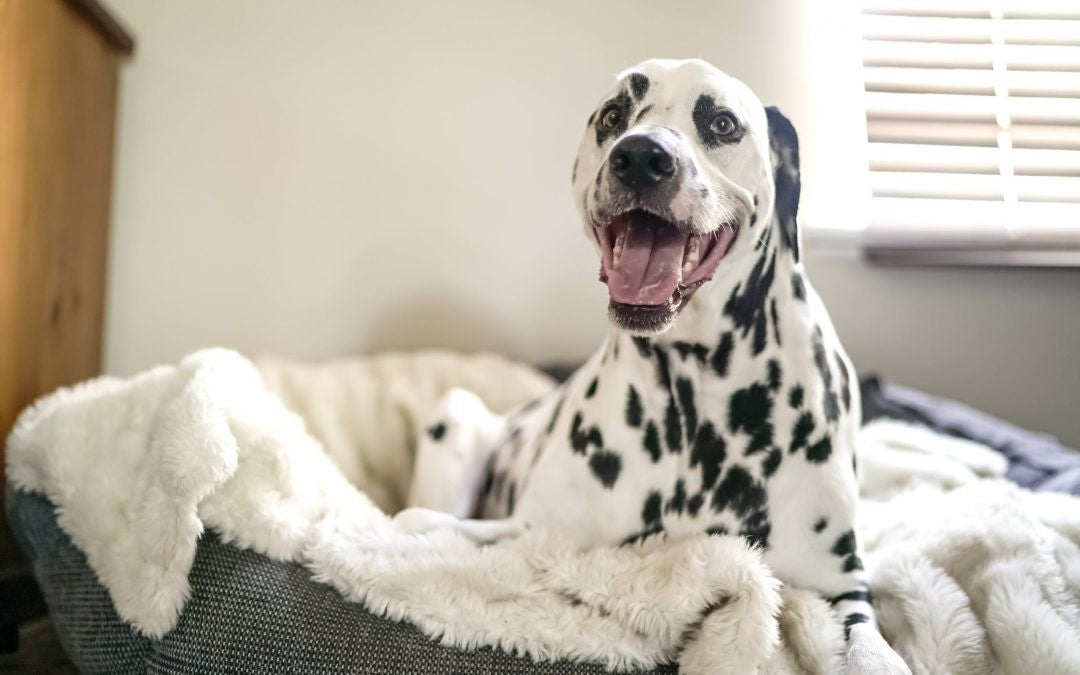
xmin=859 ymin=0 xmax=1080 ymax=265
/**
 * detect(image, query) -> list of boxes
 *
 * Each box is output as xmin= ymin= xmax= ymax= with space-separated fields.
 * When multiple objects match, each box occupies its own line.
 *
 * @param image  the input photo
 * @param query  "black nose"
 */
xmin=609 ymin=135 xmax=676 ymax=189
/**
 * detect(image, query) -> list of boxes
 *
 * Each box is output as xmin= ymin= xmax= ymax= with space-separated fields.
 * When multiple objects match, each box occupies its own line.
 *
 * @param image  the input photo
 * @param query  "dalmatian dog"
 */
xmin=399 ymin=59 xmax=911 ymax=674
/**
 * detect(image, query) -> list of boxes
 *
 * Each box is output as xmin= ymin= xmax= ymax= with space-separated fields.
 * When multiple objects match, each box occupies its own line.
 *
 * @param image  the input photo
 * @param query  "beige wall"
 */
xmin=101 ymin=1 xmax=1079 ymax=446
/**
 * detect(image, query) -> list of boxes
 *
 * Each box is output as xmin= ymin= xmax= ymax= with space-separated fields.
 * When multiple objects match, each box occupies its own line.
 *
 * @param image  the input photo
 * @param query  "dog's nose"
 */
xmin=609 ymin=135 xmax=676 ymax=189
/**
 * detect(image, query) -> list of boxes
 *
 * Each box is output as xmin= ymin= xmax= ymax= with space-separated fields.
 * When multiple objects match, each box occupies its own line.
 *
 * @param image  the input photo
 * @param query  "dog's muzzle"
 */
xmin=592 ymin=133 xmax=739 ymax=333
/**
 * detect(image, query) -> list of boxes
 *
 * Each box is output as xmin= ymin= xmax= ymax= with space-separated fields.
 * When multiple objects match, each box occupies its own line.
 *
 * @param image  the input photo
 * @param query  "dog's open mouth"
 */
xmin=596 ymin=210 xmax=738 ymax=309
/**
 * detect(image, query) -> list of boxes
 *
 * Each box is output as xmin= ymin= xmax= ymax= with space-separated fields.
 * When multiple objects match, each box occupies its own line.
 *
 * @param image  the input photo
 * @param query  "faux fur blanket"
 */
xmin=7 ymin=349 xmax=1080 ymax=674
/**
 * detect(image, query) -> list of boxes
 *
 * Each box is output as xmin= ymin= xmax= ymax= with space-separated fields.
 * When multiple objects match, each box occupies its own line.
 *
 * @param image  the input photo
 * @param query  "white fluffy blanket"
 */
xmin=7 ymin=349 xmax=1080 ymax=674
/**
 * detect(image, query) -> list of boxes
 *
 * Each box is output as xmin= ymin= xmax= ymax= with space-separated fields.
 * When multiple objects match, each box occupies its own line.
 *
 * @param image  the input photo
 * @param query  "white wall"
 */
xmin=101 ymin=1 xmax=1079 ymax=446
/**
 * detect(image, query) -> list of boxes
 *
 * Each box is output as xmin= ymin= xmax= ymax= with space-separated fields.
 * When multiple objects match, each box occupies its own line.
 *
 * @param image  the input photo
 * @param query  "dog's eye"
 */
xmin=600 ymin=105 xmax=624 ymax=130
xmin=710 ymin=112 xmax=739 ymax=137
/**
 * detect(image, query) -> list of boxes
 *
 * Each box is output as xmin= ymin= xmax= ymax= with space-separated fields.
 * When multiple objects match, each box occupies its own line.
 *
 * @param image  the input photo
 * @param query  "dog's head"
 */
xmin=572 ymin=59 xmax=800 ymax=335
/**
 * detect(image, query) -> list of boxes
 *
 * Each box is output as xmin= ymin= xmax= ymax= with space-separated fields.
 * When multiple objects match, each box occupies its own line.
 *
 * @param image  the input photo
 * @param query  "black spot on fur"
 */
xmin=691 ymin=344 xmax=709 ymax=363
xmin=791 ymin=273 xmax=806 ymax=301
xmin=767 ymin=359 xmax=782 ymax=392
xmin=570 ymin=412 xmax=587 ymax=454
xmin=706 ymin=525 xmax=728 ymax=537
xmin=687 ymin=493 xmax=705 ymax=517
xmin=728 ymin=383 xmax=773 ymax=442
xmin=589 ymin=450 xmax=622 ymax=488
xmin=762 ymin=448 xmax=781 ymax=477
xmin=506 ymin=481 xmax=516 ymax=512
xmin=755 ymin=223 xmax=772 ymax=251
xmin=811 ymin=325 xmax=839 ymax=423
xmin=832 ymin=530 xmax=856 ymax=557
xmin=831 ymin=589 xmax=871 ymax=605
xmin=664 ymin=399 xmax=683 ymax=453
xmin=789 ymin=412 xmax=815 ymax=453
xmin=770 ymin=298 xmax=781 ymax=347
xmin=667 ymin=479 xmax=687 ymax=514
xmin=626 ymin=386 xmax=643 ymax=428
xmin=843 ymin=613 xmax=870 ymax=641
xmin=621 ymin=526 xmax=664 ymax=546
xmin=711 ymin=332 xmax=734 ymax=377
xmin=753 ymin=310 xmax=768 ymax=356
xmin=844 ymin=555 xmax=864 ymax=573
xmin=642 ymin=490 xmax=663 ymax=527
xmin=674 ymin=341 xmax=693 ymax=360
xmin=570 ymin=413 xmax=604 ymax=455
xmin=643 ymin=421 xmax=662 ymax=463
xmin=676 ymin=378 xmax=697 ymax=441
xmin=654 ymin=347 xmax=673 ymax=390
xmin=690 ymin=422 xmax=727 ymax=490
xmin=711 ymin=466 xmax=766 ymax=518
xmin=693 ymin=94 xmax=745 ymax=148
xmin=747 ymin=424 xmax=773 ymax=455
xmin=629 ymin=73 xmax=650 ymax=100
xmin=724 ymin=253 xmax=777 ymax=357
xmin=740 ymin=509 xmax=771 ymax=550
xmin=750 ymin=212 xmax=757 ymax=226
xmin=595 ymin=90 xmax=632 ymax=146
xmin=788 ymin=385 xmax=804 ymax=409
xmin=675 ymin=342 xmax=710 ymax=364
xmin=813 ymin=517 xmax=828 ymax=533
xmin=585 ymin=377 xmax=599 ymax=399
xmin=806 ymin=436 xmax=832 ymax=463
xmin=632 ymin=336 xmax=652 ymax=358
xmin=427 ymin=422 xmax=447 ymax=441
xmin=836 ymin=351 xmax=852 ymax=413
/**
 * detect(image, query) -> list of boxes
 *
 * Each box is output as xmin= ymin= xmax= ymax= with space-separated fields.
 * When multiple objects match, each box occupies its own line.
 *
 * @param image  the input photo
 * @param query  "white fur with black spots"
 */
xmin=403 ymin=59 xmax=911 ymax=675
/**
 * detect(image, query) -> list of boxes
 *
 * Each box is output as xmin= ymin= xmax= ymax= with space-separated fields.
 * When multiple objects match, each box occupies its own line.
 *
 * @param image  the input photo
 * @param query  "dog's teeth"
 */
xmin=683 ymin=236 xmax=702 ymax=274
xmin=613 ymin=231 xmax=627 ymax=264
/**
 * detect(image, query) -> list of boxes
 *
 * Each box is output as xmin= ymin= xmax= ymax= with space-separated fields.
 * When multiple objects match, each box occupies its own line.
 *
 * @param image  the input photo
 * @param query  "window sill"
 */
xmin=803 ymin=224 xmax=1080 ymax=269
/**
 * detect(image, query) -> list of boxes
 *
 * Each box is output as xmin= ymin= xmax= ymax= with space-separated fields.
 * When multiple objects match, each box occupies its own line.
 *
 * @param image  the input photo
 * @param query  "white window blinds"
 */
xmin=860 ymin=0 xmax=1080 ymax=250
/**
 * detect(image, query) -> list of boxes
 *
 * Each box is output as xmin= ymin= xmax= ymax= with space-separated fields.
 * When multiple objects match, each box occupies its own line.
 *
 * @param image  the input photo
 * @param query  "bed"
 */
xmin=5 ymin=350 xmax=1079 ymax=674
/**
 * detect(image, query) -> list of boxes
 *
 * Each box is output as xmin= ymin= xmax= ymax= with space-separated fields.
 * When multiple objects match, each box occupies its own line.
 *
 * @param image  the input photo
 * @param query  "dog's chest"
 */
xmin=479 ymin=289 xmax=857 ymax=549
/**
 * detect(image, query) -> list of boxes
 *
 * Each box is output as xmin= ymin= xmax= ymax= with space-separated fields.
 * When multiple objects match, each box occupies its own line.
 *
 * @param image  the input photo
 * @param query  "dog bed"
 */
xmin=6 ymin=349 xmax=1080 ymax=674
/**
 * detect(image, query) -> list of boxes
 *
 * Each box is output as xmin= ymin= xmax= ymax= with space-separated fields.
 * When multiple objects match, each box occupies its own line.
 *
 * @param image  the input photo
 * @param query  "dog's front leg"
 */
xmin=406 ymin=388 xmax=505 ymax=517
xmin=830 ymin=580 xmax=910 ymax=675
xmin=397 ymin=388 xmax=526 ymax=544
xmin=818 ymin=534 xmax=912 ymax=675
xmin=770 ymin=470 xmax=911 ymax=674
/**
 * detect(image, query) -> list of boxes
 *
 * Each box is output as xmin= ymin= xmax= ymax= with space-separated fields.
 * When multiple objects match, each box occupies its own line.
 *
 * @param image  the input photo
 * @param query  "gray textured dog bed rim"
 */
xmin=6 ymin=488 xmax=677 ymax=675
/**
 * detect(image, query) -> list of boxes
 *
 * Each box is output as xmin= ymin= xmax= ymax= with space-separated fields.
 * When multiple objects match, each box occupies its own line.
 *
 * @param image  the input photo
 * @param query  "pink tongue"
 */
xmin=606 ymin=218 xmax=690 ymax=306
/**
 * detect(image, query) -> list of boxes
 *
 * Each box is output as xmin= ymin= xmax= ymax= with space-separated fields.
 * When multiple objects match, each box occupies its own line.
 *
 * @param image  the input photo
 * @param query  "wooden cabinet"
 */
xmin=0 ymin=0 xmax=133 ymax=638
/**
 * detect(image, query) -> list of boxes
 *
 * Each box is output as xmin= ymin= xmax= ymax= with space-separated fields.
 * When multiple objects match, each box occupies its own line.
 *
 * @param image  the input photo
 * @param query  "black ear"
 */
xmin=765 ymin=106 xmax=801 ymax=262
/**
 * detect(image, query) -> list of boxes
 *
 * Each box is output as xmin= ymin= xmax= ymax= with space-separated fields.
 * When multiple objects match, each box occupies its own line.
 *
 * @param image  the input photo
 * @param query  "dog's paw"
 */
xmin=844 ymin=624 xmax=912 ymax=675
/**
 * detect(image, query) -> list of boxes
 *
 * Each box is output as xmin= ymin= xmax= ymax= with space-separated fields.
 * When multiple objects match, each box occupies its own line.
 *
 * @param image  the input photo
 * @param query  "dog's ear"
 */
xmin=765 ymin=106 xmax=801 ymax=262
